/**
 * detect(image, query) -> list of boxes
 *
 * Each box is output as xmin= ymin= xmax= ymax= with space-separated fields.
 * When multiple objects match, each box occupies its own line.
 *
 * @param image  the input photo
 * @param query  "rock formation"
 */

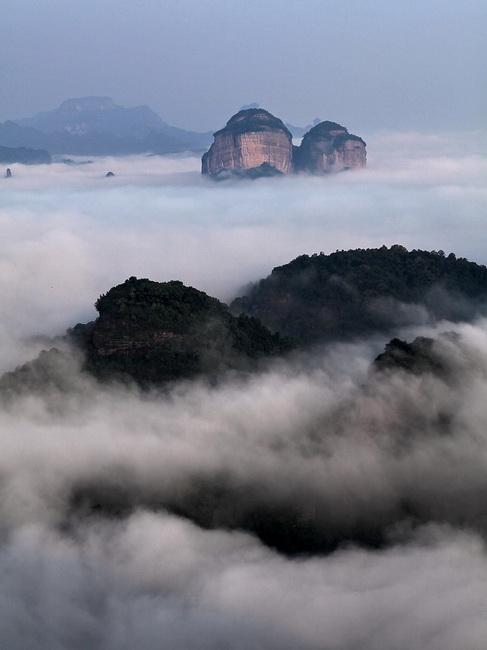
xmin=293 ymin=121 xmax=366 ymax=173
xmin=202 ymin=109 xmax=293 ymax=178
xmin=202 ymin=111 xmax=367 ymax=178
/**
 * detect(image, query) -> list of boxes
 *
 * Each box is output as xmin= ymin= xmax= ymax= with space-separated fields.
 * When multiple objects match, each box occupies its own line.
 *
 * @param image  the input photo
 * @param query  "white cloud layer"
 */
xmin=0 ymin=132 xmax=484 ymax=354
xmin=0 ymin=131 xmax=486 ymax=648
xmin=0 ymin=317 xmax=487 ymax=649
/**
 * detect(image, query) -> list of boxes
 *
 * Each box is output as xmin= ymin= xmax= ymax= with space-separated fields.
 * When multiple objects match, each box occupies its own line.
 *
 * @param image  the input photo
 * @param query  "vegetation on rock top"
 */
xmin=213 ymin=109 xmax=293 ymax=140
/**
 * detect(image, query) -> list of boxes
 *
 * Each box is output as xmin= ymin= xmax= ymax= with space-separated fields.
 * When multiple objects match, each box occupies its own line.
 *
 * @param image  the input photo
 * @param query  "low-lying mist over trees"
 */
xmin=0 ymin=133 xmax=486 ymax=649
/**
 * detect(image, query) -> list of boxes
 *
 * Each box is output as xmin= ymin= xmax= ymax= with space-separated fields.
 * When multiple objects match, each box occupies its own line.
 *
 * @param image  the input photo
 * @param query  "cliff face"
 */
xmin=202 ymin=113 xmax=366 ymax=178
xmin=202 ymin=109 xmax=293 ymax=177
xmin=293 ymin=121 xmax=366 ymax=173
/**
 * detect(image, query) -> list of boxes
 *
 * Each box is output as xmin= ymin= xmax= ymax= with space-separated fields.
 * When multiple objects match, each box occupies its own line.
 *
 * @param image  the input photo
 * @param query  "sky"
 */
xmin=1 ymin=0 xmax=486 ymax=132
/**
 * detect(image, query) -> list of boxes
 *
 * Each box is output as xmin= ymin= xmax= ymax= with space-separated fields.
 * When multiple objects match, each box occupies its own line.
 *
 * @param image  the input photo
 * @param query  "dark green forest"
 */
xmin=70 ymin=277 xmax=293 ymax=386
xmin=2 ymin=247 xmax=487 ymax=394
xmin=231 ymin=245 xmax=487 ymax=343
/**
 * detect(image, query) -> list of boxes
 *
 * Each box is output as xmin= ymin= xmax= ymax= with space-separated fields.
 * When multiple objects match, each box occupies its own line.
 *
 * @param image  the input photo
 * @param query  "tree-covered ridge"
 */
xmin=0 ymin=278 xmax=293 ymax=395
xmin=373 ymin=336 xmax=449 ymax=376
xmin=213 ymin=109 xmax=293 ymax=140
xmin=231 ymin=246 xmax=487 ymax=343
xmin=71 ymin=277 xmax=294 ymax=385
xmin=94 ymin=277 xmax=227 ymax=335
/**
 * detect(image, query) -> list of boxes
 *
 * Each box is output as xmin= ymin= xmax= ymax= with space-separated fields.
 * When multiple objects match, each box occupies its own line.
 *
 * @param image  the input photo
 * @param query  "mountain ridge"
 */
xmin=1 ymin=97 xmax=213 ymax=157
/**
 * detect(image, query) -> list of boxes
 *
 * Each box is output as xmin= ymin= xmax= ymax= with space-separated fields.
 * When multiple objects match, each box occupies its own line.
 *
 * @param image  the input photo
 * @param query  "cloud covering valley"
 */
xmin=0 ymin=130 xmax=486 ymax=648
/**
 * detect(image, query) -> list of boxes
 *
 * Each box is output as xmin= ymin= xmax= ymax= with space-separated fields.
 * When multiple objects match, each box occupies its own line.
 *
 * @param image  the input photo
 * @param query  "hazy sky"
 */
xmin=1 ymin=0 xmax=485 ymax=132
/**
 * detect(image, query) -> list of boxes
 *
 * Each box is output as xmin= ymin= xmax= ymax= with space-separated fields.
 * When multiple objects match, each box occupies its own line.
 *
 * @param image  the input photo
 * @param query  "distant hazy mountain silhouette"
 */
xmin=1 ymin=97 xmax=213 ymax=157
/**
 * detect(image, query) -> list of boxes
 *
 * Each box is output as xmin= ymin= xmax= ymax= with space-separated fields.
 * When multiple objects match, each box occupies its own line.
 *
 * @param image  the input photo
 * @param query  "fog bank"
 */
xmin=0 ymin=131 xmax=485 ymax=348
xmin=0 ymin=131 xmax=486 ymax=648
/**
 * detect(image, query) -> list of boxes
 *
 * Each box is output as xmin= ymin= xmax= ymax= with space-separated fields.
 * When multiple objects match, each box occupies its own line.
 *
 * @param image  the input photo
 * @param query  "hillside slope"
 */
xmin=231 ymin=246 xmax=487 ymax=343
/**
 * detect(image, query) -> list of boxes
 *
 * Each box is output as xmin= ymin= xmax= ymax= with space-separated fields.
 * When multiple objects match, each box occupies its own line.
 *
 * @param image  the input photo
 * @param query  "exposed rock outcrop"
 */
xmin=293 ymin=121 xmax=366 ymax=173
xmin=202 ymin=109 xmax=293 ymax=178
xmin=202 ymin=112 xmax=367 ymax=178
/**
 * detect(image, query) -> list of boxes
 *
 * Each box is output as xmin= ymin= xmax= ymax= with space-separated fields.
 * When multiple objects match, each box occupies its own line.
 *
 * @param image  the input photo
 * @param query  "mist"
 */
xmin=1 ymin=317 xmax=487 ymax=649
xmin=0 ymin=131 xmax=486 ymax=648
xmin=0 ymin=132 xmax=485 ymax=347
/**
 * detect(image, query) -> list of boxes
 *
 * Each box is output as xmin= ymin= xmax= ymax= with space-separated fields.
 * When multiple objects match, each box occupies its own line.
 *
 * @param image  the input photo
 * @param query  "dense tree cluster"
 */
xmin=231 ymin=245 xmax=487 ymax=343
xmin=373 ymin=335 xmax=452 ymax=376
xmin=71 ymin=277 xmax=294 ymax=386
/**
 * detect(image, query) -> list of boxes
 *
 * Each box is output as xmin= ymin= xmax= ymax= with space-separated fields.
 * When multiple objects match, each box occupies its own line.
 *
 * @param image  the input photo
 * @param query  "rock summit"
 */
xmin=202 ymin=109 xmax=366 ymax=178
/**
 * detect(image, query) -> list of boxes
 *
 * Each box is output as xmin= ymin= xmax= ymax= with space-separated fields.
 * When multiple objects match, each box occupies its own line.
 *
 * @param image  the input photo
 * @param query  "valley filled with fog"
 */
xmin=0 ymin=131 xmax=486 ymax=649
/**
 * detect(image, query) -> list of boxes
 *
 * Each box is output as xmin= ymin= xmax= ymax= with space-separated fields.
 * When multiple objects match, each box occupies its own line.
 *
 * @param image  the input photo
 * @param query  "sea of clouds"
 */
xmin=0 ymin=130 xmax=486 ymax=649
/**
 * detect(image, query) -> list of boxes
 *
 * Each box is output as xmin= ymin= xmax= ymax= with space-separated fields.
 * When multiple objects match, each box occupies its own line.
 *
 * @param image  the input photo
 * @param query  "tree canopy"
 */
xmin=231 ymin=246 xmax=487 ymax=343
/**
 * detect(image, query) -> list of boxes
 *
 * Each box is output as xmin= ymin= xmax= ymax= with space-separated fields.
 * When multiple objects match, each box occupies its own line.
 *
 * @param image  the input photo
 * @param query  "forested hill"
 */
xmin=68 ymin=277 xmax=294 ymax=385
xmin=231 ymin=246 xmax=487 ymax=343
xmin=0 ymin=278 xmax=294 ymax=395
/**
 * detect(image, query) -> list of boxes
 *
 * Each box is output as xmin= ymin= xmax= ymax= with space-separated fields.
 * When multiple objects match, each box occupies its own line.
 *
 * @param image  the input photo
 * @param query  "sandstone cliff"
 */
xmin=293 ymin=121 xmax=366 ymax=173
xmin=202 ymin=109 xmax=293 ymax=178
xmin=202 ymin=112 xmax=367 ymax=178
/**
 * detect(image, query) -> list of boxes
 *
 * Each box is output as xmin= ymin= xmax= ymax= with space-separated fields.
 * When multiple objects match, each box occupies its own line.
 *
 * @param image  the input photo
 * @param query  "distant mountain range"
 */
xmin=0 ymin=97 xmax=213 ymax=158
xmin=2 ymin=246 xmax=485 ymax=554
xmin=0 ymin=98 xmax=332 ymax=162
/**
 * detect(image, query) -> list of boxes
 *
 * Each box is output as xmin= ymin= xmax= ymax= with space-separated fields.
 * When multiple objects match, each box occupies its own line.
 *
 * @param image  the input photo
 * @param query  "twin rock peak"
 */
xmin=202 ymin=108 xmax=366 ymax=179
